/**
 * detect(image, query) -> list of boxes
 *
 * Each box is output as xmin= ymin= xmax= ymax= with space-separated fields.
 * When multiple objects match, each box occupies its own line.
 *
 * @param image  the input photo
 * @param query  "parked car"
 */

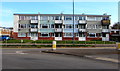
xmin=0 ymin=35 xmax=10 ymax=41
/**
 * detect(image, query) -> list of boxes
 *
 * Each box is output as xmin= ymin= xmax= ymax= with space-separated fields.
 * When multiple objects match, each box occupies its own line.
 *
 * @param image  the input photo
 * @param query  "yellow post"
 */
xmin=52 ymin=41 xmax=56 ymax=50
xmin=118 ymin=43 xmax=120 ymax=50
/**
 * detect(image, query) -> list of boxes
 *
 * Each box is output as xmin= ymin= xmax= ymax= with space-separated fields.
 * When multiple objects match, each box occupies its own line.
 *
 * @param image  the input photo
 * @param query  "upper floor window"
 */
xmin=19 ymin=16 xmax=25 ymax=20
xmin=79 ymin=16 xmax=86 ymax=20
xmin=19 ymin=16 xmax=38 ymax=20
xmin=65 ymin=24 xmax=73 ymax=28
xmin=41 ymin=24 xmax=49 ymax=28
xmin=103 ymin=17 xmax=109 ymax=20
xmin=64 ymin=16 xmax=72 ymax=20
xmin=79 ymin=25 xmax=86 ymax=29
xmin=30 ymin=25 xmax=38 ymax=28
xmin=49 ymin=16 xmax=54 ymax=20
xmin=19 ymin=24 xmax=27 ymax=28
xmin=41 ymin=16 xmax=48 ymax=20
xmin=102 ymin=26 xmax=109 ymax=29
xmin=96 ymin=17 xmax=102 ymax=21
xmin=55 ymin=16 xmax=62 ymax=20
xmin=87 ymin=17 xmax=96 ymax=21
xmin=30 ymin=16 xmax=38 ymax=20
xmin=87 ymin=24 xmax=96 ymax=29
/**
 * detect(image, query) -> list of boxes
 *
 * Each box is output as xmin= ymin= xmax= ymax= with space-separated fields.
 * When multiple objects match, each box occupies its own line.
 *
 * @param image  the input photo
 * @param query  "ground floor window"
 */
xmin=64 ymin=33 xmax=73 ymax=37
xmin=102 ymin=33 xmax=106 ymax=37
xmin=27 ymin=33 xmax=38 ymax=37
xmin=41 ymin=33 xmax=49 ymax=37
xmin=79 ymin=33 xmax=86 ymax=37
xmin=88 ymin=33 xmax=96 ymax=37
xmin=18 ymin=32 xmax=26 ymax=37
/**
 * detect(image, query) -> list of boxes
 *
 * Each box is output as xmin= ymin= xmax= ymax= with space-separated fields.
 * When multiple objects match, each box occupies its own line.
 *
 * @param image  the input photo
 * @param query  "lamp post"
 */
xmin=72 ymin=0 xmax=75 ymax=44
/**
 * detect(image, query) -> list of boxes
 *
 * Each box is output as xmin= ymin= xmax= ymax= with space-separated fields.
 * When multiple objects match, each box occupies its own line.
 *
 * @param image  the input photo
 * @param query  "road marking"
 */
xmin=85 ymin=55 xmax=119 ymax=63
xmin=16 ymin=51 xmax=28 ymax=54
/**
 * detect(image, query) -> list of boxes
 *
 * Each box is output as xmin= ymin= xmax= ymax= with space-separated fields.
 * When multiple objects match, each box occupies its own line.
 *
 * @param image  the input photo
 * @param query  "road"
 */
xmin=2 ymin=49 xmax=119 ymax=69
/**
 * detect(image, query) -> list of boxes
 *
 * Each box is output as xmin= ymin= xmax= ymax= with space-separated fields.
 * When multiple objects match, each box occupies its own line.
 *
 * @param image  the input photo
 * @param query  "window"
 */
xmin=30 ymin=33 xmax=38 ymax=37
xmin=87 ymin=17 xmax=96 ymax=21
xmin=102 ymin=26 xmax=109 ymax=29
xmin=18 ymin=32 xmax=26 ymax=37
xmin=30 ymin=16 xmax=38 ymax=20
xmin=75 ymin=25 xmax=78 ymax=28
xmin=79 ymin=16 xmax=86 ymax=20
xmin=96 ymin=33 xmax=101 ymax=37
xmin=41 ymin=16 xmax=48 ymax=20
xmin=75 ymin=16 xmax=79 ymax=20
xmin=41 ymin=33 xmax=49 ymax=37
xmin=79 ymin=33 xmax=85 ymax=37
xmin=102 ymin=33 xmax=106 ymax=37
xmin=19 ymin=24 xmax=26 ymax=28
xmin=30 ymin=25 xmax=38 ymax=28
xmin=20 ymin=16 xmax=25 ymax=20
xmin=66 ymin=24 xmax=73 ymax=28
xmin=96 ymin=17 xmax=102 ymax=21
xmin=79 ymin=25 xmax=85 ymax=29
xmin=88 ymin=33 xmax=96 ymax=37
xmin=65 ymin=33 xmax=73 ymax=37
xmin=103 ymin=17 xmax=109 ymax=20
xmin=41 ymin=24 xmax=48 ymax=28
xmin=51 ymin=33 xmax=54 ymax=37
xmin=87 ymin=25 xmax=96 ymax=29
xmin=49 ymin=16 xmax=54 ymax=20
xmin=51 ymin=24 xmax=54 ymax=28
xmin=55 ymin=16 xmax=62 ymax=20
xmin=65 ymin=16 xmax=72 ymax=20
xmin=76 ymin=33 xmax=79 ymax=37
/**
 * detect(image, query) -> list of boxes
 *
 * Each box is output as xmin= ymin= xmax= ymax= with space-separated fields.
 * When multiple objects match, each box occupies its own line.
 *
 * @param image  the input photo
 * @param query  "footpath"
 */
xmin=42 ymin=48 xmax=120 ymax=63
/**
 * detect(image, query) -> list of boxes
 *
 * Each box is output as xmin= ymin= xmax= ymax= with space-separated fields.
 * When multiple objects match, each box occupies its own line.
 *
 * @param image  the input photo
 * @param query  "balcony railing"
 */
xmin=78 ymin=20 xmax=87 ymax=24
xmin=30 ymin=20 xmax=38 ymax=23
xmin=101 ymin=20 xmax=110 ymax=25
xmin=55 ymin=20 xmax=63 ymax=24
xmin=30 ymin=28 xmax=38 ymax=32
xmin=55 ymin=28 xmax=62 ymax=32
xmin=78 ymin=29 xmax=86 ymax=32
xmin=102 ymin=29 xmax=110 ymax=33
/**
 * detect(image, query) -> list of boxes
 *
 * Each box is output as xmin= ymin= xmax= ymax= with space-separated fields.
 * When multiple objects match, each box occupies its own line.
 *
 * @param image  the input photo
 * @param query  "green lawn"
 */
xmin=1 ymin=39 xmax=116 ymax=44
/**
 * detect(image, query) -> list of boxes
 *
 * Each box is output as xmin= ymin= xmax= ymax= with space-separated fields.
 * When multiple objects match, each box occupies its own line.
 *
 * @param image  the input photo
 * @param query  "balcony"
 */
xmin=30 ymin=20 xmax=38 ymax=24
xmin=102 ymin=29 xmax=110 ymax=33
xmin=78 ymin=20 xmax=87 ymax=24
xmin=30 ymin=28 xmax=38 ymax=32
xmin=78 ymin=29 xmax=86 ymax=32
xmin=55 ymin=28 xmax=62 ymax=32
xmin=101 ymin=20 xmax=110 ymax=25
xmin=55 ymin=20 xmax=63 ymax=24
xmin=55 ymin=37 xmax=62 ymax=40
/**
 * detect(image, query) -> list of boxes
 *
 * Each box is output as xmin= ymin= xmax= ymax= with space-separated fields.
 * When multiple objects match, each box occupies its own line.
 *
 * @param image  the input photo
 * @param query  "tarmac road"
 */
xmin=2 ymin=49 xmax=119 ymax=69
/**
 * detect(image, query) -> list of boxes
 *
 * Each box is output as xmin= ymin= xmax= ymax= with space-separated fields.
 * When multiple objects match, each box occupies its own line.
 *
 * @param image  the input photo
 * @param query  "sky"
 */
xmin=0 ymin=2 xmax=118 ymax=27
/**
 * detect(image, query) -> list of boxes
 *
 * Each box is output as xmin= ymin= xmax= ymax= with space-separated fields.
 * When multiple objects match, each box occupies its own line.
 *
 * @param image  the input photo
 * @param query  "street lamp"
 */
xmin=72 ymin=0 xmax=75 ymax=44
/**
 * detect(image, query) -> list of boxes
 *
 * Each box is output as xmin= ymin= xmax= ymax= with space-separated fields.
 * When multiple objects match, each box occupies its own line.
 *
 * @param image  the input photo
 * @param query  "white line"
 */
xmin=16 ymin=51 xmax=28 ymax=54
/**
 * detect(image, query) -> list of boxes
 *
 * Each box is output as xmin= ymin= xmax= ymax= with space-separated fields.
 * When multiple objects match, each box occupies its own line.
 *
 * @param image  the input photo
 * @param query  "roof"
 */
xmin=13 ymin=13 xmax=111 ymax=17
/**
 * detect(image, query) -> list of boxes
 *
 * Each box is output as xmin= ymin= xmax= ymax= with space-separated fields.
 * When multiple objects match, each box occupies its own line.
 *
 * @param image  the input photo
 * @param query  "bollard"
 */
xmin=116 ymin=43 xmax=120 ymax=50
xmin=118 ymin=43 xmax=120 ymax=50
xmin=52 ymin=41 xmax=56 ymax=50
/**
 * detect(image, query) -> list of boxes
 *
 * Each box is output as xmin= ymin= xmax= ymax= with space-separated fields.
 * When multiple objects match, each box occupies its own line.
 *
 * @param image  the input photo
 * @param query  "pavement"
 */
xmin=42 ymin=48 xmax=120 ymax=63
xmin=2 ymin=48 xmax=119 ymax=69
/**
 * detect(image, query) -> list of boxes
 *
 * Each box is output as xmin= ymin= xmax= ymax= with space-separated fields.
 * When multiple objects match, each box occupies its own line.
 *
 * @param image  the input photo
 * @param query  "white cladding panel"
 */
xmin=63 ymin=20 xmax=78 ymax=24
xmin=13 ymin=15 xmax=19 ymax=32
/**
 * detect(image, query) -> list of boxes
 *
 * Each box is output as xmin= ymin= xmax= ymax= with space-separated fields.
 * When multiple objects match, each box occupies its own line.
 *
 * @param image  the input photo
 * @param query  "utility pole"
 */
xmin=72 ymin=0 xmax=75 ymax=44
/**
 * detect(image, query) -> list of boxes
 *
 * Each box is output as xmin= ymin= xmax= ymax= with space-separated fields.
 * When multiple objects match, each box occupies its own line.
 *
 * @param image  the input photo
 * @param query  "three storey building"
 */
xmin=13 ymin=14 xmax=111 ymax=41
